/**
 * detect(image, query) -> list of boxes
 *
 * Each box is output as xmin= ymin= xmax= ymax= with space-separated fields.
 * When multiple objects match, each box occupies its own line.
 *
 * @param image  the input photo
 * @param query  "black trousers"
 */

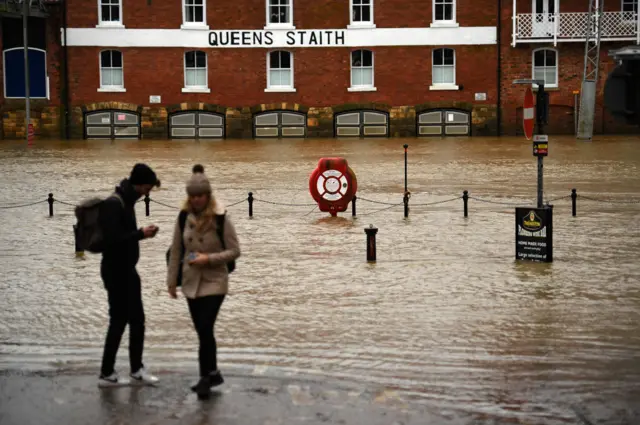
xmin=100 ymin=266 xmax=145 ymax=377
xmin=187 ymin=294 xmax=226 ymax=377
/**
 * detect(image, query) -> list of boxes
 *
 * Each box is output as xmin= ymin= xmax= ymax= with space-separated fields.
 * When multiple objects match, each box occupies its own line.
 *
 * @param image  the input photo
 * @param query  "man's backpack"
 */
xmin=165 ymin=211 xmax=236 ymax=287
xmin=74 ymin=193 xmax=124 ymax=253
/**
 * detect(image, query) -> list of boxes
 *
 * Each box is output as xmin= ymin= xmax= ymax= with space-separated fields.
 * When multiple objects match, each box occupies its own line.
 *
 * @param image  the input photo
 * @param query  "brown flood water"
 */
xmin=1 ymin=135 xmax=639 ymax=423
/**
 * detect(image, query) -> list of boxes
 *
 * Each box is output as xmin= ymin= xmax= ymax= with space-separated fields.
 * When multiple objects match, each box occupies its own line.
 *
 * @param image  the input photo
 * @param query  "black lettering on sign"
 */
xmin=242 ymin=31 xmax=251 ymax=45
xmin=265 ymin=31 xmax=274 ymax=45
xmin=298 ymin=30 xmax=307 ymax=45
xmin=208 ymin=32 xmax=218 ymax=46
xmin=309 ymin=31 xmax=318 ymax=45
xmin=324 ymin=30 xmax=333 ymax=45
xmin=253 ymin=32 xmax=263 ymax=45
xmin=231 ymin=32 xmax=240 ymax=46
xmin=286 ymin=31 xmax=296 ymax=45
xmin=335 ymin=31 xmax=345 ymax=45
xmin=219 ymin=32 xmax=230 ymax=46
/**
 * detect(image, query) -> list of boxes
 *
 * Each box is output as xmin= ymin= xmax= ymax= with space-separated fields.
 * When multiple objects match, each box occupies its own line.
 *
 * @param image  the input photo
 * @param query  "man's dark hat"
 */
xmin=130 ymin=163 xmax=160 ymax=187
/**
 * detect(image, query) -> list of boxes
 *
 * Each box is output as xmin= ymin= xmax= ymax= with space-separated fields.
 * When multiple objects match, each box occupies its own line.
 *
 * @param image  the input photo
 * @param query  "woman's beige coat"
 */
xmin=166 ymin=201 xmax=241 ymax=299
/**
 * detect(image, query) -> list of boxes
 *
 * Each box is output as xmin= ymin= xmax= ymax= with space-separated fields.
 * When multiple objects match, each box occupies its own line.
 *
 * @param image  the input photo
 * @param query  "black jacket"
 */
xmin=99 ymin=179 xmax=144 ymax=273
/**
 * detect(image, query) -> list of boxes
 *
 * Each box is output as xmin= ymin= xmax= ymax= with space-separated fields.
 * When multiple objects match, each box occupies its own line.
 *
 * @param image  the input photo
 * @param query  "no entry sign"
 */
xmin=523 ymin=87 xmax=535 ymax=140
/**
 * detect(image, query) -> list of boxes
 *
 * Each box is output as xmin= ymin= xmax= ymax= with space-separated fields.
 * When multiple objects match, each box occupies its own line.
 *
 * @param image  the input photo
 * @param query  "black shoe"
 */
xmin=193 ymin=376 xmax=211 ymax=399
xmin=191 ymin=371 xmax=224 ymax=392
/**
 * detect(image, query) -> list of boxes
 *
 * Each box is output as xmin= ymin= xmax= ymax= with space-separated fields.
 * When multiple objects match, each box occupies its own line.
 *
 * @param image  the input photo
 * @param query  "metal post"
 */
xmin=462 ymin=190 xmax=469 ymax=217
xmin=571 ymin=188 xmax=577 ymax=217
xmin=352 ymin=195 xmax=357 ymax=217
xmin=364 ymin=225 xmax=378 ymax=263
xmin=48 ymin=193 xmax=54 ymax=217
xmin=144 ymin=194 xmax=150 ymax=216
xmin=248 ymin=192 xmax=254 ymax=218
xmin=536 ymin=85 xmax=546 ymax=209
xmin=23 ymin=0 xmax=31 ymax=145
xmin=403 ymin=144 xmax=408 ymax=194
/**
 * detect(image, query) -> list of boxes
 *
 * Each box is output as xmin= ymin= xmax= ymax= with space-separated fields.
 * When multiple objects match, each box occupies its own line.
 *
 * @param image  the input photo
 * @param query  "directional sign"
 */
xmin=523 ymin=87 xmax=535 ymax=140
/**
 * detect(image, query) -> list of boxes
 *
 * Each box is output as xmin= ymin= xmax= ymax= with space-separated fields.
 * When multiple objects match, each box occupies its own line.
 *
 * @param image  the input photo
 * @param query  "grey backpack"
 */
xmin=74 ymin=193 xmax=124 ymax=253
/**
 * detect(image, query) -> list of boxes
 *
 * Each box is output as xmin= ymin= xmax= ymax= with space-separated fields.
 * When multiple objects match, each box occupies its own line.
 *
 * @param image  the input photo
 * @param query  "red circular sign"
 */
xmin=309 ymin=158 xmax=357 ymax=217
xmin=523 ymin=87 xmax=535 ymax=140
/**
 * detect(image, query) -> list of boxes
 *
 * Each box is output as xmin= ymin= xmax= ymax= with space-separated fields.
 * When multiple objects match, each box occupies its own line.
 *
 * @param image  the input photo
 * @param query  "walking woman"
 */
xmin=166 ymin=165 xmax=241 ymax=398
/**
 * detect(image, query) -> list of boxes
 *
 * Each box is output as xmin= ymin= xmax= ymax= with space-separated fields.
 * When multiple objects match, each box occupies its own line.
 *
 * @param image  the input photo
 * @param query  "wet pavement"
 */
xmin=0 ymin=369 xmax=449 ymax=425
xmin=2 ymin=368 xmax=639 ymax=425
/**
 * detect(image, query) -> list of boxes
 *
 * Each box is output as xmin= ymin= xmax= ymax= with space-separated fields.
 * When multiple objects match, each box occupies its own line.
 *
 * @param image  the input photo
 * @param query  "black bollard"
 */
xmin=48 ymin=193 xmax=54 ymax=217
xmin=73 ymin=224 xmax=84 ymax=257
xmin=248 ymin=192 xmax=254 ymax=218
xmin=352 ymin=194 xmax=357 ymax=217
xmin=403 ymin=192 xmax=409 ymax=218
xmin=571 ymin=188 xmax=577 ymax=217
xmin=364 ymin=224 xmax=378 ymax=263
xmin=463 ymin=190 xmax=469 ymax=218
xmin=144 ymin=194 xmax=150 ymax=217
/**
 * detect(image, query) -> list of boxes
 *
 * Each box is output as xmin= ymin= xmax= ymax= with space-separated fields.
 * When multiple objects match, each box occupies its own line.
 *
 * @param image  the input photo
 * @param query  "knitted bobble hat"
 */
xmin=186 ymin=164 xmax=212 ymax=196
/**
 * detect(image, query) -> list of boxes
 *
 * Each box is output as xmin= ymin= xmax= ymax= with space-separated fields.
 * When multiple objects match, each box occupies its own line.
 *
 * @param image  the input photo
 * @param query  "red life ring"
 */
xmin=309 ymin=158 xmax=358 ymax=216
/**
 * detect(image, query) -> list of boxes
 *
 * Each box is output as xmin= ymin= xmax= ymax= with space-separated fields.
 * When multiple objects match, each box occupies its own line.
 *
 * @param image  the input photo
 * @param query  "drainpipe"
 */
xmin=62 ymin=0 xmax=70 ymax=139
xmin=497 ymin=0 xmax=502 ymax=136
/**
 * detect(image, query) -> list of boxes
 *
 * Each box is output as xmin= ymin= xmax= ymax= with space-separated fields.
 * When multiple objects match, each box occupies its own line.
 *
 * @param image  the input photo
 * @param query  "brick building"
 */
xmin=0 ymin=0 xmax=638 ymax=140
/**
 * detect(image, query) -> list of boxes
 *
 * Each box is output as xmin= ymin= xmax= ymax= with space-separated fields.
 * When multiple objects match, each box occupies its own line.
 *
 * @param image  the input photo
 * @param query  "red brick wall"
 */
xmin=46 ymin=10 xmax=62 ymax=106
xmin=68 ymin=45 xmax=497 ymax=107
xmin=499 ymin=2 xmax=639 ymax=135
xmin=67 ymin=0 xmax=497 ymax=28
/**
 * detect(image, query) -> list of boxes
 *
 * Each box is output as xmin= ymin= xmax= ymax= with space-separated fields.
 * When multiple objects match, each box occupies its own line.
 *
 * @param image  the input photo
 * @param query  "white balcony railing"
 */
xmin=512 ymin=11 xmax=640 ymax=46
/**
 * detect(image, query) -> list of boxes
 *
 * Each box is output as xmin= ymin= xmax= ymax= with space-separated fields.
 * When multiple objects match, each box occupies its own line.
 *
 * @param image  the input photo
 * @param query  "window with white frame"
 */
xmin=98 ymin=0 xmax=122 ymax=26
xmin=622 ymin=0 xmax=638 ymax=14
xmin=183 ymin=0 xmax=206 ymax=27
xmin=267 ymin=0 xmax=293 ymax=27
xmin=532 ymin=48 xmax=558 ymax=88
xmin=432 ymin=48 xmax=456 ymax=87
xmin=99 ymin=50 xmax=124 ymax=91
xmin=350 ymin=0 xmax=374 ymax=27
xmin=350 ymin=50 xmax=375 ymax=90
xmin=433 ymin=0 xmax=456 ymax=24
xmin=184 ymin=51 xmax=209 ymax=92
xmin=267 ymin=51 xmax=294 ymax=91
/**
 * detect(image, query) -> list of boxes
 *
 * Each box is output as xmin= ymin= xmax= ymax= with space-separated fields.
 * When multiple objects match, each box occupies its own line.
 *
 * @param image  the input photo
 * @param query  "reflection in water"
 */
xmin=1 ymin=136 xmax=640 ymax=423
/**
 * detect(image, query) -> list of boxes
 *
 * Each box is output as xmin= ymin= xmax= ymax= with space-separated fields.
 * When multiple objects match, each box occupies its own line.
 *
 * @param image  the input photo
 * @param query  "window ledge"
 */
xmin=96 ymin=23 xmax=125 ymax=29
xmin=347 ymin=23 xmax=376 ymax=29
xmin=264 ymin=87 xmax=297 ymax=93
xmin=533 ymin=85 xmax=559 ymax=91
xmin=182 ymin=87 xmax=211 ymax=93
xmin=429 ymin=84 xmax=459 ymax=91
xmin=430 ymin=22 xmax=460 ymax=28
xmin=348 ymin=86 xmax=377 ymax=92
xmin=180 ymin=24 xmax=210 ymax=30
xmin=98 ymin=87 xmax=126 ymax=92
xmin=264 ymin=24 xmax=296 ymax=30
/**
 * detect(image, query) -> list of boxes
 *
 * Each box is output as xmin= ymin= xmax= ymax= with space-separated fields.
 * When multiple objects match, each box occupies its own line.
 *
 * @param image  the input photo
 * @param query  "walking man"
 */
xmin=98 ymin=163 xmax=161 ymax=387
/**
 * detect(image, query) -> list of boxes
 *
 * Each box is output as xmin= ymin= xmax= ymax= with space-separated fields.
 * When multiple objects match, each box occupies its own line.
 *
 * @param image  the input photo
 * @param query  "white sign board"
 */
xmin=475 ymin=92 xmax=487 ymax=101
xmin=149 ymin=96 xmax=161 ymax=104
xmin=533 ymin=135 xmax=549 ymax=142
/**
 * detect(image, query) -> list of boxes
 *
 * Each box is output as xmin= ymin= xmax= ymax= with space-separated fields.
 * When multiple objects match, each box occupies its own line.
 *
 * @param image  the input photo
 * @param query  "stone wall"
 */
xmin=2 ymin=101 xmax=498 ymax=140
xmin=2 ymin=100 xmax=61 ymax=139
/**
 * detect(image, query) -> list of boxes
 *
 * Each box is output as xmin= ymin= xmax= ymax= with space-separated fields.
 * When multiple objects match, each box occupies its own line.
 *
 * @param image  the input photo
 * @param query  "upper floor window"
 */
xmin=622 ymin=0 xmax=638 ymax=14
xmin=349 ymin=0 xmax=375 ymax=28
xmin=99 ymin=50 xmax=125 ymax=92
xmin=266 ymin=0 xmax=294 ymax=28
xmin=532 ymin=48 xmax=558 ymax=88
xmin=432 ymin=0 xmax=457 ymax=26
xmin=182 ymin=0 xmax=208 ymax=29
xmin=183 ymin=51 xmax=210 ymax=93
xmin=431 ymin=48 xmax=456 ymax=89
xmin=349 ymin=49 xmax=375 ymax=91
xmin=266 ymin=51 xmax=295 ymax=92
xmin=98 ymin=0 xmax=123 ymax=27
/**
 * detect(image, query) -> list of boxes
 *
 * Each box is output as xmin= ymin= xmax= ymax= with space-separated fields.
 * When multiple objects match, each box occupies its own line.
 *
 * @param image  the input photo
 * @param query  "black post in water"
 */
xmin=144 ymin=195 xmax=150 ymax=216
xmin=248 ymin=192 xmax=254 ymax=218
xmin=403 ymin=192 xmax=409 ymax=218
xmin=571 ymin=188 xmax=577 ymax=217
xmin=463 ymin=190 xmax=469 ymax=217
xmin=352 ymin=195 xmax=357 ymax=217
xmin=534 ymin=83 xmax=548 ymax=208
xmin=364 ymin=224 xmax=378 ymax=263
xmin=48 ymin=193 xmax=54 ymax=217
xmin=403 ymin=144 xmax=408 ymax=194
xmin=73 ymin=224 xmax=84 ymax=257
